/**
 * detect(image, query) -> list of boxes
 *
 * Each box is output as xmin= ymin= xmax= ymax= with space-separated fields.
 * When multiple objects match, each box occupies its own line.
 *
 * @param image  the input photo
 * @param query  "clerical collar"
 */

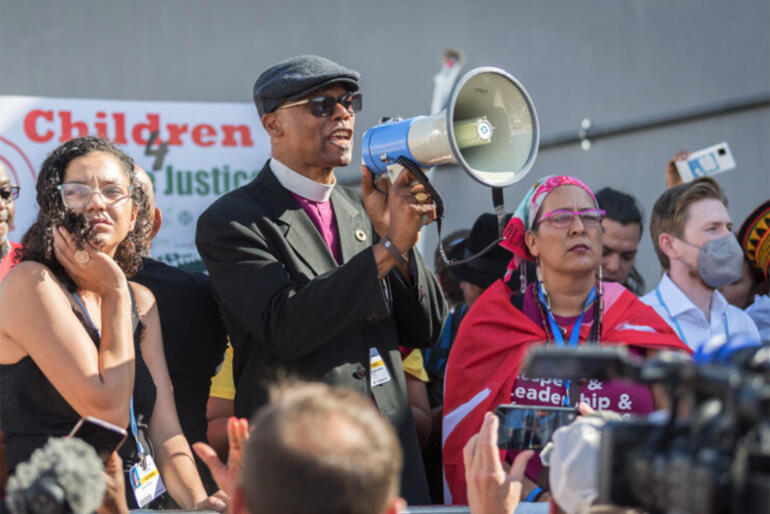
xmin=270 ymin=158 xmax=335 ymax=203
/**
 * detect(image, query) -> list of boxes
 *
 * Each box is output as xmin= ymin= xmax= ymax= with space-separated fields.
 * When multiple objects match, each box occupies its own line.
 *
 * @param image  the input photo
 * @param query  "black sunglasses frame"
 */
xmin=0 ymin=186 xmax=20 ymax=201
xmin=278 ymin=92 xmax=362 ymax=117
xmin=307 ymin=93 xmax=362 ymax=117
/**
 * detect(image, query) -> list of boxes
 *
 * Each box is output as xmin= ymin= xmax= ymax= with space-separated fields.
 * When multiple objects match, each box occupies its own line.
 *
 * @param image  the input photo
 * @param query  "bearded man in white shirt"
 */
xmin=641 ymin=177 xmax=760 ymax=350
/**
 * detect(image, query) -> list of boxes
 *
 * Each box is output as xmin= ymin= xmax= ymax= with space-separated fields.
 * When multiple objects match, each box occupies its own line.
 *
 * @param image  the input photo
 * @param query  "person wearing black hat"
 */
xmin=449 ymin=213 xmax=515 ymax=306
xmin=421 ymin=213 xmax=520 ymax=503
xmin=195 ymin=55 xmax=447 ymax=505
xmin=424 ymin=213 xmax=515 ymax=406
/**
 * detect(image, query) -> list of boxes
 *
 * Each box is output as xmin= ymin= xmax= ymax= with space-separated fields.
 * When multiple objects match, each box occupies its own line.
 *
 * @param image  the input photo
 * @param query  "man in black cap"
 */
xmin=195 ymin=55 xmax=446 ymax=504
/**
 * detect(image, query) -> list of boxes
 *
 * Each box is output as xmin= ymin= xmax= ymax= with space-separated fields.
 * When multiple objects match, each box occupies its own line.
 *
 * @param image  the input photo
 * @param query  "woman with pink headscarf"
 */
xmin=441 ymin=176 xmax=689 ymax=505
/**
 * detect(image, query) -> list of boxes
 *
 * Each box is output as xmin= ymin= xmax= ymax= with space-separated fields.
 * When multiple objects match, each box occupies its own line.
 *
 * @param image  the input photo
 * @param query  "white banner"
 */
xmin=0 ymin=95 xmax=270 ymax=271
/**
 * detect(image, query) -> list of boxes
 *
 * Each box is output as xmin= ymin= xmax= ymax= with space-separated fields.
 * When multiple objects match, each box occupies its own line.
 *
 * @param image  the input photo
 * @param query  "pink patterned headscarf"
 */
xmin=499 ymin=175 xmax=597 ymax=272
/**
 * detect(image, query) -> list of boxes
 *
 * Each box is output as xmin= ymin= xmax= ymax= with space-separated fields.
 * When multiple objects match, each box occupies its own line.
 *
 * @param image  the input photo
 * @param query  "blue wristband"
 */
xmin=525 ymin=486 xmax=544 ymax=502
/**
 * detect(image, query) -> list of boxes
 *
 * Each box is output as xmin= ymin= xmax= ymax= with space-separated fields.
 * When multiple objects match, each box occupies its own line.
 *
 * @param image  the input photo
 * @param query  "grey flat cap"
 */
xmin=253 ymin=55 xmax=360 ymax=117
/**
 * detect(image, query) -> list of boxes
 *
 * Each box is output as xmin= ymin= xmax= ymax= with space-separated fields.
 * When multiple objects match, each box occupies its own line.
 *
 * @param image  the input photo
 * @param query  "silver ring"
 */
xmin=74 ymin=250 xmax=89 ymax=264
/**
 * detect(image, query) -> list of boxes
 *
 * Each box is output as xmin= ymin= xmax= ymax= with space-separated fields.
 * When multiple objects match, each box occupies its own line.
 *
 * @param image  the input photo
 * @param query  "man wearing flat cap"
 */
xmin=196 ymin=55 xmax=446 ymax=504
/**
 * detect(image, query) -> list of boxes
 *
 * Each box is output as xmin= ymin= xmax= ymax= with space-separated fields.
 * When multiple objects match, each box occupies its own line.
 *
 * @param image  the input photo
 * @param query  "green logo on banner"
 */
xmin=161 ymin=165 xmax=260 ymax=196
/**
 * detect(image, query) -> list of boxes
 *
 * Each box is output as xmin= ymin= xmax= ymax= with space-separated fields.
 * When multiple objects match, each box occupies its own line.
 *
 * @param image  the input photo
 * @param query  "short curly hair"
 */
xmin=19 ymin=137 xmax=152 ymax=290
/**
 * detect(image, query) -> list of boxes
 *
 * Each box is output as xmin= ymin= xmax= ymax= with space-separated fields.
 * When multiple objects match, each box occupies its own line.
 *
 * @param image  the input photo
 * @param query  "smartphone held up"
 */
xmin=68 ymin=416 xmax=128 ymax=463
xmin=494 ymin=404 xmax=577 ymax=450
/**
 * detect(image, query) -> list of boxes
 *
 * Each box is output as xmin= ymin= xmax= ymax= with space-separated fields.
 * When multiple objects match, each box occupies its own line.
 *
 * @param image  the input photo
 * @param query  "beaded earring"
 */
xmin=536 ymin=260 xmax=551 ymax=310
xmin=597 ymin=264 xmax=604 ymax=324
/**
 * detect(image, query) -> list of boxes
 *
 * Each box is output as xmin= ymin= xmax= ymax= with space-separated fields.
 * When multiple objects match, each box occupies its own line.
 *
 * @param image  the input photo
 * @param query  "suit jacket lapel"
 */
xmin=256 ymin=164 xmax=337 ymax=275
xmin=331 ymin=188 xmax=370 ymax=264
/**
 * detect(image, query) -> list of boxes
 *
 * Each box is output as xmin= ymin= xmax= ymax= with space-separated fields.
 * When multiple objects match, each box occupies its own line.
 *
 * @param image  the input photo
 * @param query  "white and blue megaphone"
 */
xmin=362 ymin=66 xmax=539 ymax=188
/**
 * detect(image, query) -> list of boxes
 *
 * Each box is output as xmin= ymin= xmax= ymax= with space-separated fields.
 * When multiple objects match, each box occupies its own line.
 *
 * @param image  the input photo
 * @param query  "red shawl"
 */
xmin=441 ymin=280 xmax=690 ymax=504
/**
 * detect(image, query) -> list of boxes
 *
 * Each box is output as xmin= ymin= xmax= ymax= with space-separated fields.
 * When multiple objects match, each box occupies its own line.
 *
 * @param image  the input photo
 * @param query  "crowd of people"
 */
xmin=0 ymin=54 xmax=767 ymax=513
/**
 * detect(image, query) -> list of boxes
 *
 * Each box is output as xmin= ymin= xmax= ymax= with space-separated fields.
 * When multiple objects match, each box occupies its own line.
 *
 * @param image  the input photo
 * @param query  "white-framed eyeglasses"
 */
xmin=57 ymin=182 xmax=132 ymax=209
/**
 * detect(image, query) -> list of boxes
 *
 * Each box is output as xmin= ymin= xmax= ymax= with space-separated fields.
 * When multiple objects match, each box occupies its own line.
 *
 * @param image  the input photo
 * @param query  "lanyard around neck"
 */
xmin=72 ymin=292 xmax=145 ymax=456
xmin=537 ymin=283 xmax=597 ymax=347
xmin=536 ymin=284 xmax=597 ymax=407
xmin=655 ymin=285 xmax=729 ymax=348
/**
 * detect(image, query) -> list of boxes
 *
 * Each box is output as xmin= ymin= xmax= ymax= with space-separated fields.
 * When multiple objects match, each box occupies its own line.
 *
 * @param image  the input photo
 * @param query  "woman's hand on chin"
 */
xmin=53 ymin=226 xmax=127 ymax=296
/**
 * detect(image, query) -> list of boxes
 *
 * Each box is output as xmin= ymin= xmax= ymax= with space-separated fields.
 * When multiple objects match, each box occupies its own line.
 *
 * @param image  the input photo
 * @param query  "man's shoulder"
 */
xmin=725 ymin=302 xmax=758 ymax=326
xmin=133 ymin=258 xmax=220 ymax=322
xmin=136 ymin=257 xmax=210 ymax=286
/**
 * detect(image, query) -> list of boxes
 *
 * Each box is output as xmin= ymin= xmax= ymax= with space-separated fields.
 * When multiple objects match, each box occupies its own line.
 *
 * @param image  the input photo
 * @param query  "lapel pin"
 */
xmin=355 ymin=229 xmax=367 ymax=242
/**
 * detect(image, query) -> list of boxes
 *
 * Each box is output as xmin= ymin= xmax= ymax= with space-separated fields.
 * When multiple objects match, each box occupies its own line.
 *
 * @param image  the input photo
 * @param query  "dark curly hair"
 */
xmin=19 ymin=137 xmax=152 ymax=291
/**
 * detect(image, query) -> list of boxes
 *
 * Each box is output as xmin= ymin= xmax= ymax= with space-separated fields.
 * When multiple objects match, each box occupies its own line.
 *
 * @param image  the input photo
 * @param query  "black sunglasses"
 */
xmin=0 ymin=186 xmax=19 ymax=201
xmin=277 ymin=92 xmax=363 ymax=117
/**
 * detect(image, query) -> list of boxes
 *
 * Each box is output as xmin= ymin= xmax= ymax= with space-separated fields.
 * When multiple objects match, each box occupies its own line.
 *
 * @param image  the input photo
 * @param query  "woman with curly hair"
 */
xmin=0 ymin=137 xmax=225 ymax=511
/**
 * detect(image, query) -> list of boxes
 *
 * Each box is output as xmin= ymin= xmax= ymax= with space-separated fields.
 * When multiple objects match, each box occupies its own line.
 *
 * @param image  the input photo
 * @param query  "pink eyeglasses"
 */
xmin=535 ymin=208 xmax=605 ymax=229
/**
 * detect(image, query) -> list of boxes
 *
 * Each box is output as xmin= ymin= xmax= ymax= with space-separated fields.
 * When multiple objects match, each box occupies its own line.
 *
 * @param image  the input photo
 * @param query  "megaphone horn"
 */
xmin=361 ymin=66 xmax=539 ymax=266
xmin=362 ymin=66 xmax=539 ymax=188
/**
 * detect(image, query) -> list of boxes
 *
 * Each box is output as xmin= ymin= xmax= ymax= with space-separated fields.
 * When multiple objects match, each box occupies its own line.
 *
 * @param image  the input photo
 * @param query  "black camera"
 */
xmin=522 ymin=342 xmax=770 ymax=514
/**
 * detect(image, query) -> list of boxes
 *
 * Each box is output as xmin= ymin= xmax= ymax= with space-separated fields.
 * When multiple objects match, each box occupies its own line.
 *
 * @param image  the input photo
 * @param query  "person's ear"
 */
xmin=261 ymin=113 xmax=283 ymax=138
xmin=383 ymin=497 xmax=406 ymax=514
xmin=525 ymin=229 xmax=539 ymax=259
xmin=129 ymin=203 xmax=138 ymax=232
xmin=152 ymin=208 xmax=162 ymax=240
xmin=659 ymin=232 xmax=678 ymax=261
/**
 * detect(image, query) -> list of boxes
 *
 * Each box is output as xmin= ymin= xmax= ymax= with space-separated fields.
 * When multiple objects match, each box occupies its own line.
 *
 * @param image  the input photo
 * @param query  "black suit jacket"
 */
xmin=195 ymin=162 xmax=447 ymax=504
xmin=132 ymin=257 xmax=227 ymax=494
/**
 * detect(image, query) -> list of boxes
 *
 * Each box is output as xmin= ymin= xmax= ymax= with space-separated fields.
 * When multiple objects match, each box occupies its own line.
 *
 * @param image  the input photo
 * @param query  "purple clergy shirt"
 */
xmin=289 ymin=192 xmax=343 ymax=265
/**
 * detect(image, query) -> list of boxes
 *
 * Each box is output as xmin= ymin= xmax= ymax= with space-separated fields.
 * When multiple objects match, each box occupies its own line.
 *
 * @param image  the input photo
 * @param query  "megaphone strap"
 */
xmin=394 ymin=156 xmax=508 ymax=270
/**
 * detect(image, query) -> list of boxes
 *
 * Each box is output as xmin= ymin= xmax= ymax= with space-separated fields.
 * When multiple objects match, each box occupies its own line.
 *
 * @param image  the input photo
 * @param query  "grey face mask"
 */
xmin=680 ymin=233 xmax=744 ymax=288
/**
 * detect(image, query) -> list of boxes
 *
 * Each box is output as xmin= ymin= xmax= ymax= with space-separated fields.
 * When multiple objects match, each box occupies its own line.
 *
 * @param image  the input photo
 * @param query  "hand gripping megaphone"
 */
xmin=361 ymin=66 xmax=539 ymax=264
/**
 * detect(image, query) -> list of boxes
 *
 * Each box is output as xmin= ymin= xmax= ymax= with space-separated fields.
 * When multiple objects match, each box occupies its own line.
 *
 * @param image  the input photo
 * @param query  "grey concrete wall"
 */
xmin=2 ymin=0 xmax=768 ymax=291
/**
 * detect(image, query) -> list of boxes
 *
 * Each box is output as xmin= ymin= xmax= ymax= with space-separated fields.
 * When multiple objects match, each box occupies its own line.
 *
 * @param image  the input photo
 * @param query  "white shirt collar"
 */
xmin=269 ymin=158 xmax=335 ymax=203
xmin=657 ymin=273 xmax=728 ymax=318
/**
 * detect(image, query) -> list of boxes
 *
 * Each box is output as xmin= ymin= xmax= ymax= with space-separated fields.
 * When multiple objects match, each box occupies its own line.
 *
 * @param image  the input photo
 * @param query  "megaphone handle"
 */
xmin=370 ymin=171 xmax=388 ymax=196
xmin=393 ymin=156 xmax=451 ymax=264
xmin=395 ymin=156 xmax=446 ymax=220
xmin=390 ymin=157 xmax=509 ymax=269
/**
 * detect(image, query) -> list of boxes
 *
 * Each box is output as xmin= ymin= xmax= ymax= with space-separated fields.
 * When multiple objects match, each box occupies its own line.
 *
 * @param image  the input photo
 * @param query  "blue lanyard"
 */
xmin=654 ymin=286 xmax=729 ymax=348
xmin=536 ymin=284 xmax=596 ymax=406
xmin=72 ymin=293 xmax=145 ymax=456
xmin=129 ymin=399 xmax=145 ymax=455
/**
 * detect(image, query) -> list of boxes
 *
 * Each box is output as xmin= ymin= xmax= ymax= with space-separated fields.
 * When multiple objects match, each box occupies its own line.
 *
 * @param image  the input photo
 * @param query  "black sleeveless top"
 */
xmin=0 ymin=288 xmax=157 ymax=479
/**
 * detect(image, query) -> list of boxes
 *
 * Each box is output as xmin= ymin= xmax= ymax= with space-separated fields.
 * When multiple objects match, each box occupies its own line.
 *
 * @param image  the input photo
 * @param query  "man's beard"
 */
xmin=682 ymin=259 xmax=714 ymax=290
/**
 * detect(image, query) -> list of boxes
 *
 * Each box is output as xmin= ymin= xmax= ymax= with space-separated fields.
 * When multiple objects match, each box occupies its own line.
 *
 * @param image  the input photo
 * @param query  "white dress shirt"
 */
xmin=641 ymin=273 xmax=761 ymax=351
